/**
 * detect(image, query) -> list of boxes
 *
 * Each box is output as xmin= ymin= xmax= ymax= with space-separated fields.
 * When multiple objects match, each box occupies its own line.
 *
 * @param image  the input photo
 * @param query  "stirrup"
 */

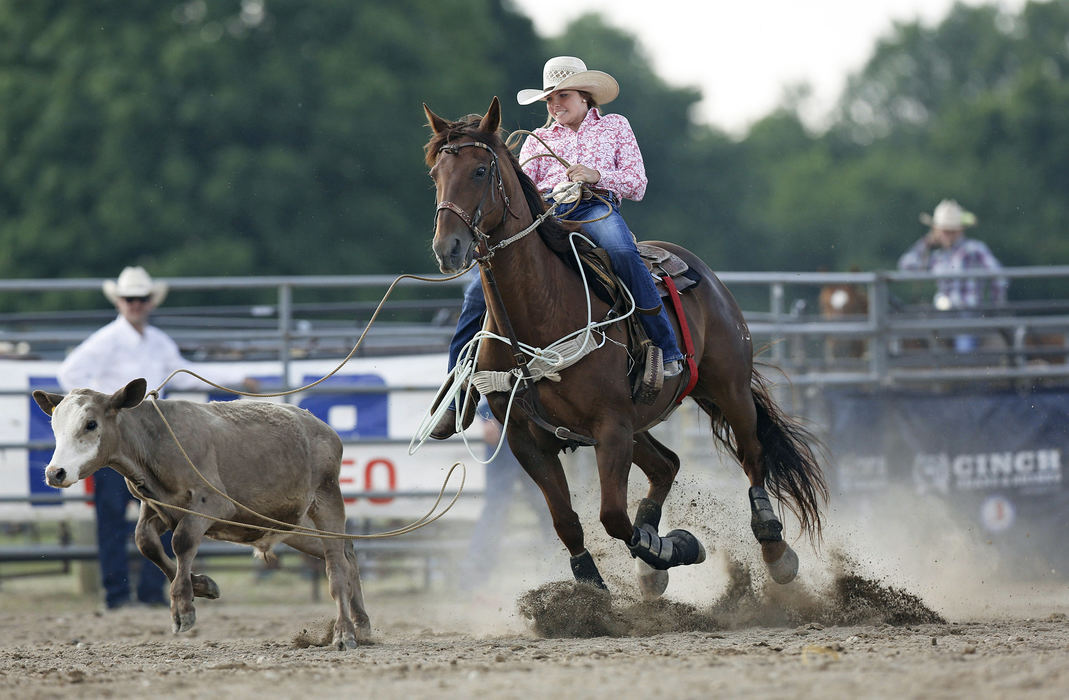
xmin=633 ymin=345 xmax=663 ymax=405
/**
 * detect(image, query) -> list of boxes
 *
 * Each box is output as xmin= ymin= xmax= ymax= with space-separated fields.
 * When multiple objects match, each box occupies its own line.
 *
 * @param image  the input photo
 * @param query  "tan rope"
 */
xmin=152 ymin=267 xmax=473 ymax=400
xmin=140 ymin=268 xmax=475 ymax=540
xmin=132 ymin=406 xmax=464 ymax=541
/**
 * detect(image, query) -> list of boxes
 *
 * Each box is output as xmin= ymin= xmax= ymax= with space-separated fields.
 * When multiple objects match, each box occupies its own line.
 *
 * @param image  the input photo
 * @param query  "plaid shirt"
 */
xmin=518 ymin=108 xmax=647 ymax=201
xmin=897 ymin=236 xmax=1008 ymax=308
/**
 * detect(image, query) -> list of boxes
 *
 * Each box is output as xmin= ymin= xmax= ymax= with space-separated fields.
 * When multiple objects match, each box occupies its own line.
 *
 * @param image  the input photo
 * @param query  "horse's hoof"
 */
xmin=635 ymin=558 xmax=669 ymax=601
xmin=765 ymin=544 xmax=799 ymax=584
xmin=665 ymin=529 xmax=707 ymax=565
xmin=172 ymin=608 xmax=196 ymax=634
xmin=192 ymin=574 xmax=220 ymax=599
xmin=333 ymin=634 xmax=358 ymax=651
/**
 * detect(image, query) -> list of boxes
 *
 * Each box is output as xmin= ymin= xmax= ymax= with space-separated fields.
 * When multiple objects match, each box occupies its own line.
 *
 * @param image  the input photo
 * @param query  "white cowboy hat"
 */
xmin=102 ymin=266 xmax=168 ymax=306
xmin=516 ymin=56 xmax=620 ymax=106
xmin=919 ymin=199 xmax=977 ymax=229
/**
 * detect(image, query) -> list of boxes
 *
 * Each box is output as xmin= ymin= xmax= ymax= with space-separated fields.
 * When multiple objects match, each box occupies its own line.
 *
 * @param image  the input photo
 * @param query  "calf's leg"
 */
xmin=169 ymin=515 xmax=212 ymax=634
xmin=135 ymin=505 xmax=219 ymax=599
xmin=284 ymin=483 xmax=370 ymax=649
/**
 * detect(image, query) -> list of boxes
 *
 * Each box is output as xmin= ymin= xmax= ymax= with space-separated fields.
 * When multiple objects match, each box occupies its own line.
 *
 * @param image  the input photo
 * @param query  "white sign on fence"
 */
xmin=0 ymin=354 xmax=487 ymax=521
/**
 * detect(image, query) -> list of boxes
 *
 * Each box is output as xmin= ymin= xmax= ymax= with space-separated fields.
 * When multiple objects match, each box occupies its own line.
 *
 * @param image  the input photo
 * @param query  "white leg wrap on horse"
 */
xmin=766 ymin=544 xmax=799 ymax=584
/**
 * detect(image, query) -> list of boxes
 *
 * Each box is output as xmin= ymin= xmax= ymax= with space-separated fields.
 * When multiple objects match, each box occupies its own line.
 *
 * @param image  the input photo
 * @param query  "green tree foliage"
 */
xmin=1 ymin=0 xmax=1066 ymax=307
xmin=0 ymin=0 xmax=543 ymax=286
xmin=740 ymin=0 xmax=1069 ymax=273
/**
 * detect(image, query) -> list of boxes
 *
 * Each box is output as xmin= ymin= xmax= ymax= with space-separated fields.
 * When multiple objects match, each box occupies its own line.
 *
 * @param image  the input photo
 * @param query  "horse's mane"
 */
xmin=424 ymin=115 xmax=584 ymax=260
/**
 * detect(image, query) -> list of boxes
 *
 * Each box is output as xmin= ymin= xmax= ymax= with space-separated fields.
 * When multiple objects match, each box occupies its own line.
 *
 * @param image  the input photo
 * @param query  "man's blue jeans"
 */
xmin=445 ymin=200 xmax=682 ymax=374
xmin=94 ymin=467 xmax=171 ymax=608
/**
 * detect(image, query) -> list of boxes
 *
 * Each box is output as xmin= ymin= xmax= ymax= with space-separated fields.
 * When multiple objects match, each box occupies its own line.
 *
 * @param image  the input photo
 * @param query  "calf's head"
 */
xmin=32 ymin=378 xmax=148 ymax=488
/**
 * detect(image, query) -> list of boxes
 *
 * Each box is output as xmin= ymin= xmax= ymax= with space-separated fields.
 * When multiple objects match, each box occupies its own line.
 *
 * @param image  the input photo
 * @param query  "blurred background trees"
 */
xmin=1 ymin=0 xmax=1067 ymax=299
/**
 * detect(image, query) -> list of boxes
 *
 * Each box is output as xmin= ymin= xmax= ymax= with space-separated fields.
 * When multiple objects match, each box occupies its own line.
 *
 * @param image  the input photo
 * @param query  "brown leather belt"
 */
xmin=582 ymin=186 xmax=617 ymax=204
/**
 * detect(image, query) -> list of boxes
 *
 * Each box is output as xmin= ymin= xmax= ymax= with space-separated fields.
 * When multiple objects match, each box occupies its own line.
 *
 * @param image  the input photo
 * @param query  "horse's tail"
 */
xmin=749 ymin=369 xmax=828 ymax=540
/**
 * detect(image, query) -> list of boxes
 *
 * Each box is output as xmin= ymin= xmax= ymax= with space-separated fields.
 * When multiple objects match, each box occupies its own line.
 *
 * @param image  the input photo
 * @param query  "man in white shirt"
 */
xmin=57 ymin=266 xmax=258 ymax=609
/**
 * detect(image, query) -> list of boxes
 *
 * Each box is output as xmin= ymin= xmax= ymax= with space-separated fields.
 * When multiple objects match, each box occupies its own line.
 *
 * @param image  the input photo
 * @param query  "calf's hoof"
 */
xmin=355 ymin=619 xmax=372 ymax=641
xmin=635 ymin=558 xmax=670 ymax=601
xmin=192 ymin=574 xmax=220 ymax=599
xmin=332 ymin=620 xmax=362 ymax=650
xmin=172 ymin=607 xmax=197 ymax=634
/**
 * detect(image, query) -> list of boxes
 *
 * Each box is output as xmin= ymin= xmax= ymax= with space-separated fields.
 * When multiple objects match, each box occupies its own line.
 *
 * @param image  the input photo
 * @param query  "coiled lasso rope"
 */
xmin=137 ymin=268 xmax=476 ymax=541
xmin=409 ymin=229 xmax=639 ymax=462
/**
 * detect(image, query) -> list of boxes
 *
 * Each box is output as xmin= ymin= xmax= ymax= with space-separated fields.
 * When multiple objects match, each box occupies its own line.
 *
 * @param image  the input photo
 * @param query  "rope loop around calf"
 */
xmin=143 ymin=267 xmax=479 ymax=541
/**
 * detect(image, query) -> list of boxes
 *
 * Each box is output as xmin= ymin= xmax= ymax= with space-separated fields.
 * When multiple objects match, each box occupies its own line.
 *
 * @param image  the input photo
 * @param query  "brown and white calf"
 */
xmin=33 ymin=378 xmax=370 ymax=649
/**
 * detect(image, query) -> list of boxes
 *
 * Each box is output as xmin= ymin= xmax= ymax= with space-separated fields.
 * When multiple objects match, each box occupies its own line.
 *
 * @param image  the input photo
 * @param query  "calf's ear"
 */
xmin=111 ymin=378 xmax=147 ymax=411
xmin=32 ymin=390 xmax=65 ymax=416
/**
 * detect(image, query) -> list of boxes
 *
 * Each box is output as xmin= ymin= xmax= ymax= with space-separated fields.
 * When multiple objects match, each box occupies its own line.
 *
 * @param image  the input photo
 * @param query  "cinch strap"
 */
xmin=662 ymin=275 xmax=698 ymax=403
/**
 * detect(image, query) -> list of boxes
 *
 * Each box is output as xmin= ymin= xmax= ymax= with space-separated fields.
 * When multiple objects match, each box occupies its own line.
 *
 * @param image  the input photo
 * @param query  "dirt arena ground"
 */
xmin=3 ymin=574 xmax=1067 ymax=699
xmin=3 ymin=529 xmax=1068 ymax=699
xmin=3 ymin=473 xmax=1068 ymax=699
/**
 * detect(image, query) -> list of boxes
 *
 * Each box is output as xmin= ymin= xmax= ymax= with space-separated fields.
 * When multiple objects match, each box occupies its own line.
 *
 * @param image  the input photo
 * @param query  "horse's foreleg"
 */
xmin=632 ymin=432 xmax=679 ymax=508
xmin=630 ymin=433 xmax=684 ymax=599
xmin=509 ymin=430 xmax=604 ymax=588
xmin=597 ymin=428 xmax=705 ymax=575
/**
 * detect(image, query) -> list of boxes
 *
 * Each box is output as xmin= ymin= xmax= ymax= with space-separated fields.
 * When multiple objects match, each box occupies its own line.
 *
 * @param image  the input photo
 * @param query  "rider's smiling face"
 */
xmin=546 ymin=90 xmax=589 ymax=131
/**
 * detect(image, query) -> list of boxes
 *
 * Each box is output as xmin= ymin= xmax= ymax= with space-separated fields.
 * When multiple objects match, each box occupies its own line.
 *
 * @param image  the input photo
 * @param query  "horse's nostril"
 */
xmin=52 ymin=468 xmax=66 ymax=484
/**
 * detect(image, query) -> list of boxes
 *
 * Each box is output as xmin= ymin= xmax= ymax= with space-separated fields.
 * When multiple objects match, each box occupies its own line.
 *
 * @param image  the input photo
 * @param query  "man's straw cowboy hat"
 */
xmin=102 ymin=266 xmax=168 ymax=306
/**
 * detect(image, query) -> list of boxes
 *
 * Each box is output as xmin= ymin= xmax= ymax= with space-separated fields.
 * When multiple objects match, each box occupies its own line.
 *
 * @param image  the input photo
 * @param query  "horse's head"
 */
xmin=424 ymin=97 xmax=514 ymax=273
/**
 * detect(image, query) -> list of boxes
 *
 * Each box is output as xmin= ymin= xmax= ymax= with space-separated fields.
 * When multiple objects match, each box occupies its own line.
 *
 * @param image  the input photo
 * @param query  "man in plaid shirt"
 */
xmin=898 ymin=199 xmax=1007 ymax=351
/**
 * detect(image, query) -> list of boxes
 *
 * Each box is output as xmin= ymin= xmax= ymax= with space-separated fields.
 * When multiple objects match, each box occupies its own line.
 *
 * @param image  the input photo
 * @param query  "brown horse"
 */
xmin=424 ymin=97 xmax=826 ymax=595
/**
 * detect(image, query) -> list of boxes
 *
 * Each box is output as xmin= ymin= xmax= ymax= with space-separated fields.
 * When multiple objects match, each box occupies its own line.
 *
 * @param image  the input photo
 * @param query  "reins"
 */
xmin=137 ymin=268 xmax=474 ymax=541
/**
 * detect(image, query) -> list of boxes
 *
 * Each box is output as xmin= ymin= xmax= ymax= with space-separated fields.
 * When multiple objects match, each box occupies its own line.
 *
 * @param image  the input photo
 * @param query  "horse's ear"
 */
xmin=479 ymin=96 xmax=501 ymax=134
xmin=424 ymin=103 xmax=450 ymax=135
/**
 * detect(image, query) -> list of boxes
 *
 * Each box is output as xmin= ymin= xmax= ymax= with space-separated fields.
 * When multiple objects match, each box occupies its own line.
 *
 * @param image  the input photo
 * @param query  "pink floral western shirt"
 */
xmin=518 ymin=108 xmax=648 ymax=202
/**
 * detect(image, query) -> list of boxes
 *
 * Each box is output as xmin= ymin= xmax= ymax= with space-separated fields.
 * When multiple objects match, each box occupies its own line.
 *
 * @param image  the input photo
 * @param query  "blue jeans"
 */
xmin=94 ymin=467 xmax=171 ymax=608
xmin=445 ymin=202 xmax=682 ymax=372
xmin=447 ymin=268 xmax=487 ymax=371
xmin=561 ymin=198 xmax=681 ymax=362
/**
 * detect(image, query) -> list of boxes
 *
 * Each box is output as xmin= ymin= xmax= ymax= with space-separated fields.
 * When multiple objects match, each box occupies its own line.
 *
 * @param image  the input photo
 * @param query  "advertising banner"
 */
xmin=826 ymin=388 xmax=1069 ymax=572
xmin=0 ymin=355 xmax=485 ymax=520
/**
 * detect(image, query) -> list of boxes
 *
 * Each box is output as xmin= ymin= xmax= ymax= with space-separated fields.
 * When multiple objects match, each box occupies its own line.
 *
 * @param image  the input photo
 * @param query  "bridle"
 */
xmin=433 ymin=140 xmax=521 ymax=261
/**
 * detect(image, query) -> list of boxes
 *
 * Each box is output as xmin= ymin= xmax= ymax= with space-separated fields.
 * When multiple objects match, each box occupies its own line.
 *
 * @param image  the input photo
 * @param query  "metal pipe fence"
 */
xmin=2 ymin=267 xmax=1069 ymax=576
xmin=2 ymin=268 xmax=1068 ymax=386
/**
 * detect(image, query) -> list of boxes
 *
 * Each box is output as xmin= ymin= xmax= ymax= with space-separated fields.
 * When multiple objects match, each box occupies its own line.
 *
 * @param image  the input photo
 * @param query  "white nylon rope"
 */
xmin=409 ymin=230 xmax=638 ymax=460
